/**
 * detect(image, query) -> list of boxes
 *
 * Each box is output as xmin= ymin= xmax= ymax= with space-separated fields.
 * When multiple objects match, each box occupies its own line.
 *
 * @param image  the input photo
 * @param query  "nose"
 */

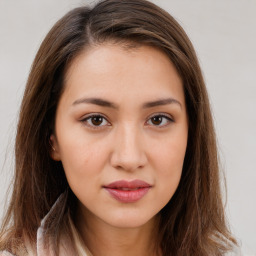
xmin=110 ymin=124 xmax=147 ymax=172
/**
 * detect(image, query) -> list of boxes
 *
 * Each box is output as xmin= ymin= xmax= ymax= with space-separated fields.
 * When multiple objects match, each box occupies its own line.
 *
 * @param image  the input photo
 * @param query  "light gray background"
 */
xmin=0 ymin=0 xmax=255 ymax=254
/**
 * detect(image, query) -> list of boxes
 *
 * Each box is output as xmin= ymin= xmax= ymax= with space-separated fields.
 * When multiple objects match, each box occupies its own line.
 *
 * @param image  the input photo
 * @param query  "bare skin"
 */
xmin=76 ymin=207 xmax=161 ymax=256
xmin=51 ymin=43 xmax=188 ymax=255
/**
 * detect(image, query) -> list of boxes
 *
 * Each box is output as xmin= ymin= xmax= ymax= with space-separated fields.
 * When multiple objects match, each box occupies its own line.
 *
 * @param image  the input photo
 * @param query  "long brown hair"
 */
xmin=0 ymin=0 xmax=237 ymax=255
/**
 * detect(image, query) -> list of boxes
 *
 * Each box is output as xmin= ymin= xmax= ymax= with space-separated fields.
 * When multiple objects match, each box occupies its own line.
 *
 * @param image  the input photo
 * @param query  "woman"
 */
xmin=0 ymin=0 xmax=239 ymax=255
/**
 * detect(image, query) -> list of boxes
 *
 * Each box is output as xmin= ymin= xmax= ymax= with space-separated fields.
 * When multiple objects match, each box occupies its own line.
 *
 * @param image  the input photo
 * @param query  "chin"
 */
xmin=102 ymin=210 xmax=158 ymax=229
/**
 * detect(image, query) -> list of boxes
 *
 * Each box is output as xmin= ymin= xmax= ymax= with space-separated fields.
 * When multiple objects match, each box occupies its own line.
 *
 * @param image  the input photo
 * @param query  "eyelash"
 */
xmin=80 ymin=114 xmax=111 ymax=130
xmin=80 ymin=113 xmax=174 ymax=129
xmin=146 ymin=113 xmax=174 ymax=127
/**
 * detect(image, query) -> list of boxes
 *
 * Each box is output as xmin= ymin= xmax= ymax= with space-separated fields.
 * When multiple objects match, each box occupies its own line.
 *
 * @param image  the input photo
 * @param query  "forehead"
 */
xmin=61 ymin=43 xmax=184 ymax=106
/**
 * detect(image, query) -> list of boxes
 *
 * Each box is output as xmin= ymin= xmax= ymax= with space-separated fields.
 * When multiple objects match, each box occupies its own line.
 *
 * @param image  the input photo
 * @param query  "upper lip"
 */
xmin=103 ymin=179 xmax=151 ymax=189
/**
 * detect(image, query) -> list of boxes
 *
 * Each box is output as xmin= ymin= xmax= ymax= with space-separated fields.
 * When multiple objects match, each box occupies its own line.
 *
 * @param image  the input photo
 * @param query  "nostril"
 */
xmin=109 ymin=132 xmax=147 ymax=171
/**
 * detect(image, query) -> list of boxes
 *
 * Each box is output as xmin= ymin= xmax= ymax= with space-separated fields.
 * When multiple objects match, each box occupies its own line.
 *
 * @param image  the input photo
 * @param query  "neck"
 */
xmin=75 ymin=207 xmax=161 ymax=256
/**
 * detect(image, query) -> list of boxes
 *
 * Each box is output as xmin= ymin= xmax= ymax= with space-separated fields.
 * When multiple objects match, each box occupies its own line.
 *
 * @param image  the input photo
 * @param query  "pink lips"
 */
xmin=103 ymin=179 xmax=151 ymax=203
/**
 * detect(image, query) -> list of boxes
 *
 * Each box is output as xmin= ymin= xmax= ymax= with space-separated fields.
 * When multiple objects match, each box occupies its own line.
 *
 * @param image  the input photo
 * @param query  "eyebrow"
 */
xmin=72 ymin=97 xmax=182 ymax=109
xmin=142 ymin=98 xmax=182 ymax=109
xmin=72 ymin=97 xmax=118 ymax=109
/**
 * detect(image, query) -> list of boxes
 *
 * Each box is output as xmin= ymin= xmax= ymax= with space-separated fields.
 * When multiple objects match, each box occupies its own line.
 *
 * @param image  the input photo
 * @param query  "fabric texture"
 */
xmin=0 ymin=194 xmax=91 ymax=256
xmin=0 ymin=194 xmax=244 ymax=256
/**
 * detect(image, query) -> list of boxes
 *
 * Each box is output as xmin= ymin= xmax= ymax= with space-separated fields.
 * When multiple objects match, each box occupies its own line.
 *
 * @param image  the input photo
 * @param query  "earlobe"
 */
xmin=49 ymin=134 xmax=61 ymax=161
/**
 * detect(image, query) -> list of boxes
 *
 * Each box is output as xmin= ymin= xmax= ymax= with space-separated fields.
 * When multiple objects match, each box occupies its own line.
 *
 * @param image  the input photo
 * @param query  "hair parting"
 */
xmin=0 ymin=0 xmax=237 ymax=255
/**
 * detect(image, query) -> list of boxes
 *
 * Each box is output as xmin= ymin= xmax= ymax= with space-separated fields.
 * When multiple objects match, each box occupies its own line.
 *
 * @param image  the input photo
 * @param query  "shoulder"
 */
xmin=0 ymin=247 xmax=33 ymax=256
xmin=0 ymin=234 xmax=36 ymax=256
xmin=225 ymin=245 xmax=247 ymax=256
xmin=0 ymin=251 xmax=15 ymax=256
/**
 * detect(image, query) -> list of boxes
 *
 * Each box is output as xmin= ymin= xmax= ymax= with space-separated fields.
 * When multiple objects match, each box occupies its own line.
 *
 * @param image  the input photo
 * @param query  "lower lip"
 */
xmin=104 ymin=187 xmax=150 ymax=203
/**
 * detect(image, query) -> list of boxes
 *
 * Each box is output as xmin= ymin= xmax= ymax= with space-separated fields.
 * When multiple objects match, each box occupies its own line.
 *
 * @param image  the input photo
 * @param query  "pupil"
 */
xmin=152 ymin=116 xmax=162 ymax=125
xmin=92 ymin=116 xmax=103 ymax=125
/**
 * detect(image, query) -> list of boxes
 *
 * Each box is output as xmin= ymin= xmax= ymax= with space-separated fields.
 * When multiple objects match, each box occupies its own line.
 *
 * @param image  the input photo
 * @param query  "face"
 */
xmin=51 ymin=43 xmax=188 ymax=229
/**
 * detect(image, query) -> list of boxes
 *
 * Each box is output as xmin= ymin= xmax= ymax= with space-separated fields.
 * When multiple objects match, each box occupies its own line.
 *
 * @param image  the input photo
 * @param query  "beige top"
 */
xmin=0 ymin=194 xmax=92 ymax=256
xmin=0 ymin=195 xmax=244 ymax=256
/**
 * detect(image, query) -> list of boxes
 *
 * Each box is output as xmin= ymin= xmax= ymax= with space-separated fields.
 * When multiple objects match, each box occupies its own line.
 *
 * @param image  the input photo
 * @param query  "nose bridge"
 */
xmin=110 ymin=122 xmax=147 ymax=171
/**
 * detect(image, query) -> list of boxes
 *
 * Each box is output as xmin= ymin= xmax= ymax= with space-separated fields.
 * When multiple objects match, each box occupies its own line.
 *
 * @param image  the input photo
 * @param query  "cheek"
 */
xmin=60 ymin=143 xmax=109 ymax=203
xmin=58 ymin=132 xmax=110 ymax=180
xmin=149 ymin=132 xmax=187 ymax=195
xmin=151 ymin=134 xmax=187 ymax=173
xmin=156 ymin=148 xmax=183 ymax=192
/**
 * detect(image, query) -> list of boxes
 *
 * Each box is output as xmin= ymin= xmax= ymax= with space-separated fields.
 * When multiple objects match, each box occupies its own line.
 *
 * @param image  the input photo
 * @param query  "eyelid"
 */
xmin=145 ymin=113 xmax=174 ymax=127
xmin=80 ymin=113 xmax=111 ymax=129
xmin=79 ymin=112 xmax=174 ymax=129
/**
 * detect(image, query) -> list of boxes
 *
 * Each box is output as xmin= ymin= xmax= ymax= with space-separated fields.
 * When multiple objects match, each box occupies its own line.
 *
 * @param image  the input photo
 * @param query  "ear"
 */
xmin=49 ymin=134 xmax=61 ymax=161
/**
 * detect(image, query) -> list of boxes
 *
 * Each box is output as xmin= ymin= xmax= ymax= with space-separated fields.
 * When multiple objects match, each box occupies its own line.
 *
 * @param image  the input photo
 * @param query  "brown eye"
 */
xmin=151 ymin=116 xmax=163 ymax=125
xmin=147 ymin=114 xmax=173 ymax=127
xmin=82 ymin=114 xmax=110 ymax=128
xmin=91 ymin=116 xmax=104 ymax=126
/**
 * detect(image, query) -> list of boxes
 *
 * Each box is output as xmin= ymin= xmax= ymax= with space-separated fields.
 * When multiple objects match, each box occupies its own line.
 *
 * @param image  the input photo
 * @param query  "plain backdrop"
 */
xmin=0 ymin=0 xmax=255 ymax=254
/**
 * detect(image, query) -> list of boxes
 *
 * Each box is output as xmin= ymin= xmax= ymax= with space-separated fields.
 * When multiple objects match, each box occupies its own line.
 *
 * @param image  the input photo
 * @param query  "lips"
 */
xmin=103 ymin=179 xmax=152 ymax=203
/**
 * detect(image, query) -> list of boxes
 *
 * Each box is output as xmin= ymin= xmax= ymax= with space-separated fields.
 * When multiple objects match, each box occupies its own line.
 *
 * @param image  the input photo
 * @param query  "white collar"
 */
xmin=35 ymin=194 xmax=92 ymax=256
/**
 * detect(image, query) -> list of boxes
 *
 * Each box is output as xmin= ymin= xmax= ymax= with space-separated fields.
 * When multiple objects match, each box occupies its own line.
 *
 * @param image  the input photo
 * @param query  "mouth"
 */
xmin=103 ymin=179 xmax=152 ymax=203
